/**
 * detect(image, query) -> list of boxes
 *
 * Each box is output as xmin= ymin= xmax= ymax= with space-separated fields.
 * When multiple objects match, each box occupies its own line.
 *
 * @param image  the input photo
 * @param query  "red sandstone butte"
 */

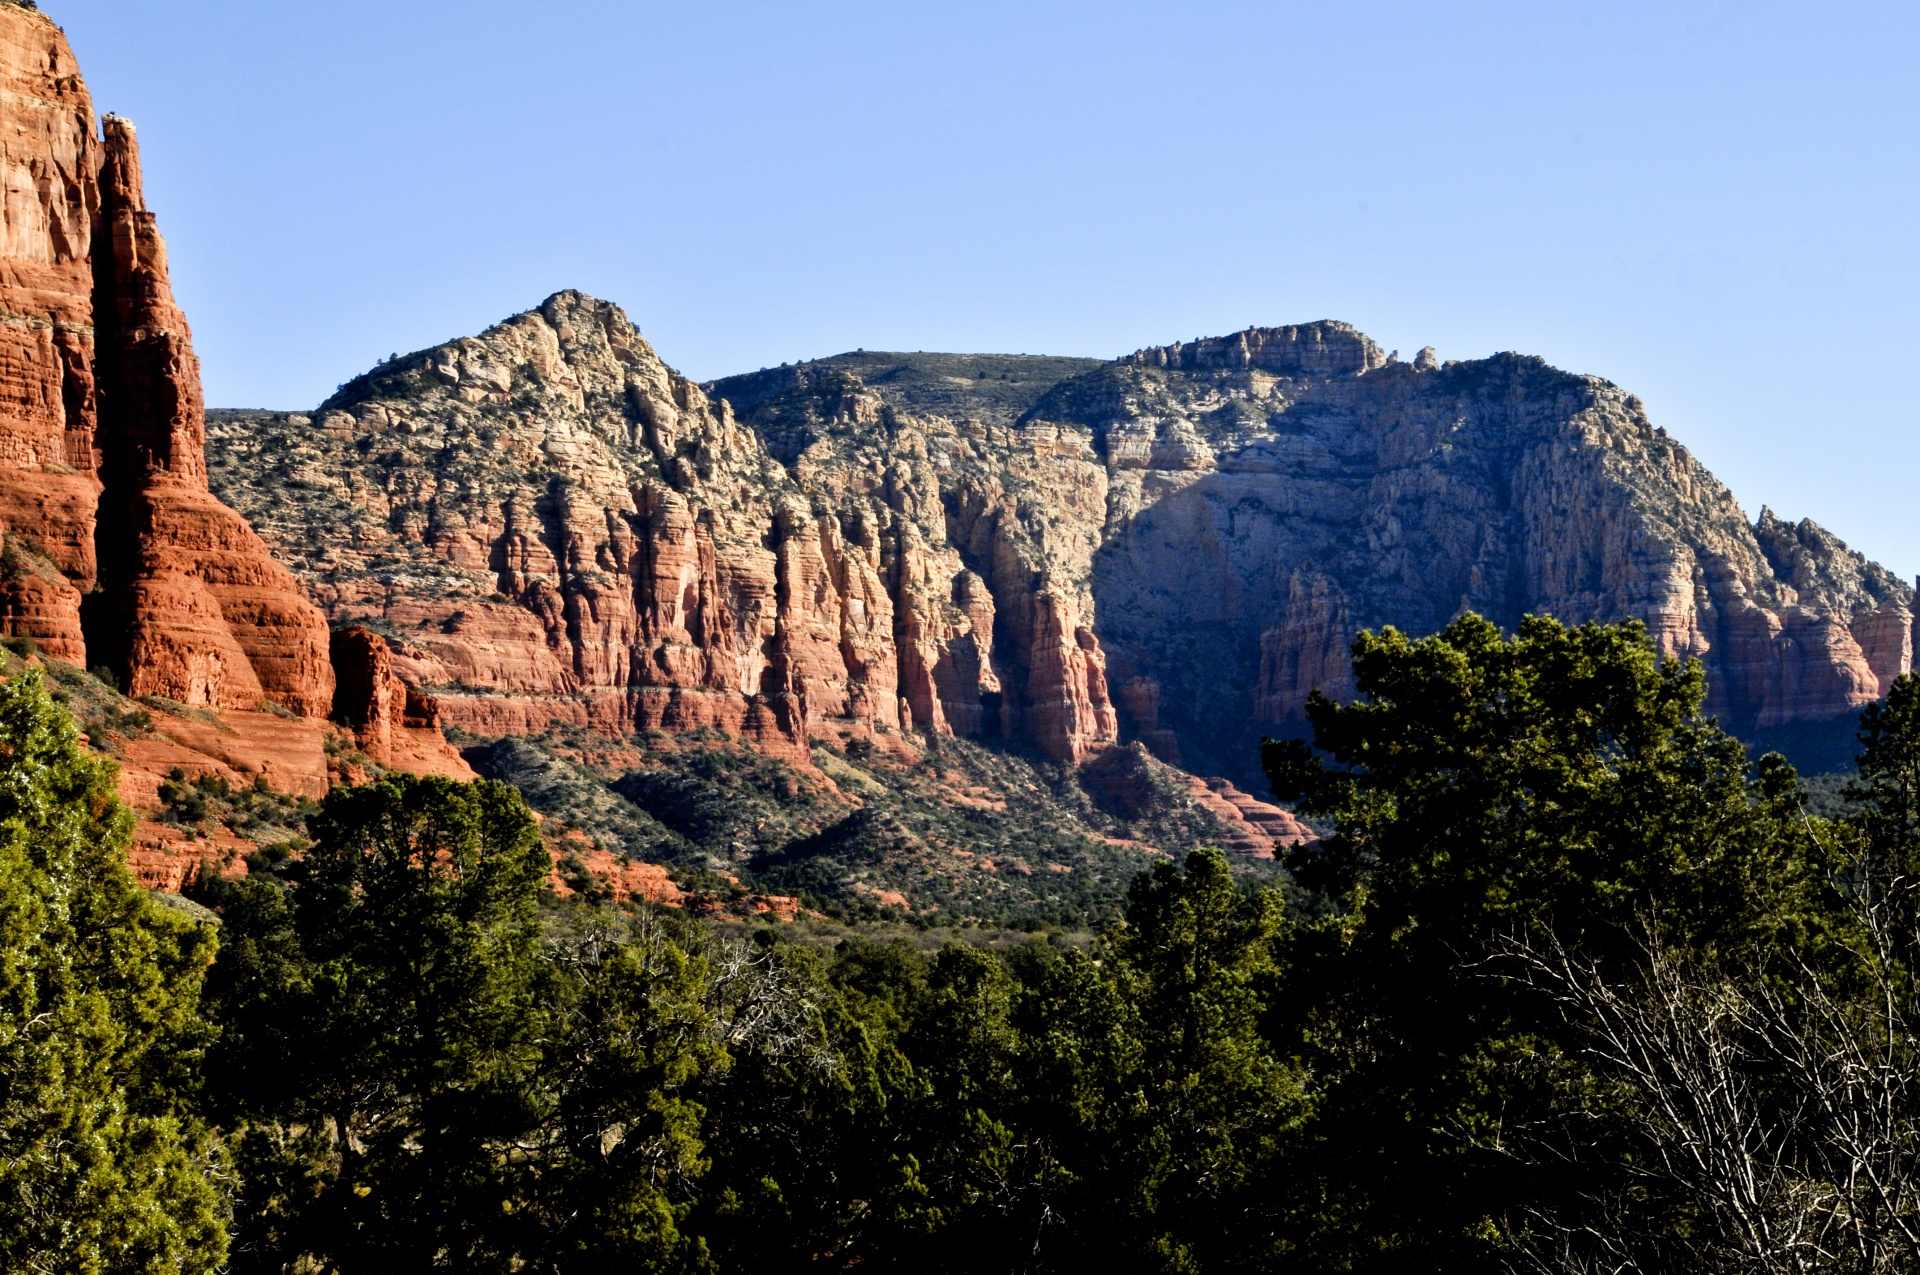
xmin=0 ymin=9 xmax=106 ymax=663
xmin=89 ymin=115 xmax=333 ymax=718
xmin=0 ymin=5 xmax=344 ymax=841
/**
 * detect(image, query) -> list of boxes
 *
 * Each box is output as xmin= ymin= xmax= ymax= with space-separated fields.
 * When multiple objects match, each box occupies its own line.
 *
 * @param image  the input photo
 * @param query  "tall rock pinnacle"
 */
xmin=0 ymin=3 xmax=332 ymax=717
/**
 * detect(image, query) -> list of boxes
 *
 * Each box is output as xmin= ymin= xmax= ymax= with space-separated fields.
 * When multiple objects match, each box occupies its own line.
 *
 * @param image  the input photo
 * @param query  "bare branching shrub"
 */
xmin=1492 ymin=880 xmax=1920 ymax=1274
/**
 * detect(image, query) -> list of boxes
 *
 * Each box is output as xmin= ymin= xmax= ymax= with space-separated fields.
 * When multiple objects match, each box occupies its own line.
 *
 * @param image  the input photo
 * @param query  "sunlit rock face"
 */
xmin=210 ymin=304 xmax=1911 ymax=784
xmin=0 ymin=4 xmax=331 ymax=715
xmin=207 ymin=293 xmax=1117 ymax=768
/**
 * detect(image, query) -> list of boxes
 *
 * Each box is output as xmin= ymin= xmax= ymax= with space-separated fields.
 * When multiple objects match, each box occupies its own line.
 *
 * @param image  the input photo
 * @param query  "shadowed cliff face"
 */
xmin=208 ymin=300 xmax=1911 ymax=785
xmin=1032 ymin=329 xmax=1911 ymax=777
xmin=723 ymin=324 xmax=1913 ymax=780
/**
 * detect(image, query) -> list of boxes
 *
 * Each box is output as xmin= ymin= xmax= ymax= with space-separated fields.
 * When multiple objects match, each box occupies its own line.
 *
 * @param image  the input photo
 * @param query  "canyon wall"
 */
xmin=1028 ymin=328 xmax=1913 ymax=775
xmin=727 ymin=327 xmax=1914 ymax=779
xmin=207 ymin=300 xmax=1911 ymax=787
xmin=0 ymin=4 xmax=106 ymax=663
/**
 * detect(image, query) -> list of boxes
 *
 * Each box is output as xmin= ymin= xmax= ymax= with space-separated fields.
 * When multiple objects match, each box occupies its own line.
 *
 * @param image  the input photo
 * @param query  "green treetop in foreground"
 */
xmin=203 ymin=774 xmax=718 ymax=1273
xmin=1265 ymin=615 xmax=1911 ymax=1272
xmin=0 ymin=668 xmax=226 ymax=1273
xmin=202 ymin=771 xmax=1301 ymax=1271
xmin=15 ymin=612 xmax=1920 ymax=1272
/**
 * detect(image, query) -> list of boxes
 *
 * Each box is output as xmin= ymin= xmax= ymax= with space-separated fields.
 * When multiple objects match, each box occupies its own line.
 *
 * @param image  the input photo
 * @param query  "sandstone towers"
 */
xmin=0 ymin=4 xmax=331 ymax=715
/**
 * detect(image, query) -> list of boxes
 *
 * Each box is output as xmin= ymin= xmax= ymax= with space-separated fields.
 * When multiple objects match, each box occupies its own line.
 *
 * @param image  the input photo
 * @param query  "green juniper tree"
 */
xmin=1850 ymin=672 xmax=1920 ymax=877
xmin=1464 ymin=674 xmax=1920 ymax=1274
xmin=690 ymin=937 xmax=940 ymax=1270
xmin=1262 ymin=614 xmax=1828 ymax=1272
xmin=1085 ymin=847 xmax=1302 ymax=1272
xmin=0 ymin=667 xmax=226 ymax=1274
xmin=691 ymin=852 xmax=1301 ymax=1275
xmin=204 ymin=774 xmax=714 ymax=1273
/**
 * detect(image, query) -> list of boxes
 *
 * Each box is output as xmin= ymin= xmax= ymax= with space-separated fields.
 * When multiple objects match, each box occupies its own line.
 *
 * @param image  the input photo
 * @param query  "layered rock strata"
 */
xmin=0 ymin=3 xmax=331 ymax=719
xmin=208 ymin=294 xmax=1122 ymax=769
xmin=1182 ymin=775 xmax=1316 ymax=860
xmin=0 ymin=4 xmax=337 ymax=860
xmin=207 ymin=302 xmax=1913 ymax=786
xmin=0 ymin=5 xmax=106 ymax=663
xmin=87 ymin=115 xmax=332 ymax=716
xmin=725 ymin=331 xmax=1915 ymax=781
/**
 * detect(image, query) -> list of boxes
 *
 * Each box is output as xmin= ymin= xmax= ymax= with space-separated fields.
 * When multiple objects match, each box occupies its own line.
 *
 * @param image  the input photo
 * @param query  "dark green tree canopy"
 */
xmin=1265 ymin=613 xmax=1819 ymax=955
xmin=204 ymin=773 xmax=715 ymax=1274
xmin=0 ymin=667 xmax=225 ymax=1274
xmin=1258 ymin=614 xmax=1833 ymax=1270
xmin=26 ymin=610 xmax=1917 ymax=1273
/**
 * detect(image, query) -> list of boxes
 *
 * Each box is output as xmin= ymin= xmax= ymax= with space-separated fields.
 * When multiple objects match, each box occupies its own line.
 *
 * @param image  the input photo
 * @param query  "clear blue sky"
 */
xmin=59 ymin=1 xmax=1920 ymax=580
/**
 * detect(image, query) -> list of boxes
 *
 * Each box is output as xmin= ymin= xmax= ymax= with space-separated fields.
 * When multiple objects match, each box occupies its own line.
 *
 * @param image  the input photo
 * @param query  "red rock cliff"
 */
xmin=0 ymin=4 xmax=332 ymax=719
xmin=87 ymin=113 xmax=333 ymax=716
xmin=0 ymin=6 xmax=102 ymax=664
xmin=207 ymin=294 xmax=1116 ymax=769
xmin=329 ymin=625 xmax=474 ymax=779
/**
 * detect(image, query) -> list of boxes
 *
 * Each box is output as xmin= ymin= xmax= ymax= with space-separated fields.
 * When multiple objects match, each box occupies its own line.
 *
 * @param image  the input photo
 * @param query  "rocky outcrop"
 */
xmin=698 ymin=365 xmax=1122 ymax=763
xmin=329 ymin=625 xmax=474 ymax=779
xmin=205 ymin=298 xmax=830 ymax=765
xmin=546 ymin=830 xmax=685 ymax=907
xmin=207 ymin=295 xmax=1125 ymax=770
xmin=1183 ymin=775 xmax=1317 ymax=860
xmin=206 ymin=304 xmax=1912 ymax=788
xmin=1751 ymin=507 xmax=1913 ymax=709
xmin=0 ymin=4 xmax=332 ymax=718
xmin=0 ymin=6 xmax=104 ymax=663
xmin=1112 ymin=671 xmax=1181 ymax=764
xmin=1078 ymin=740 xmax=1314 ymax=858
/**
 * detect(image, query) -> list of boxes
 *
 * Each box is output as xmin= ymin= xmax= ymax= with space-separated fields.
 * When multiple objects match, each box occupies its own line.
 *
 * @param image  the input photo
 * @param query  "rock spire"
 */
xmin=0 ymin=4 xmax=332 ymax=717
